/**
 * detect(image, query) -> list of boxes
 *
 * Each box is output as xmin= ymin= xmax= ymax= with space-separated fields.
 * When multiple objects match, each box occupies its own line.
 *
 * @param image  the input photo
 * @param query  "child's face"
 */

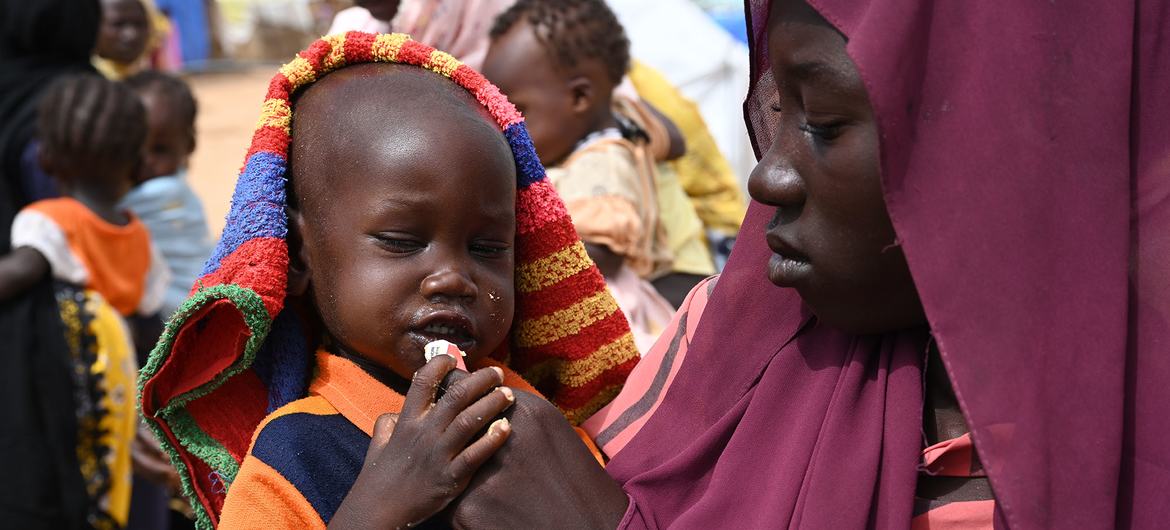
xmin=748 ymin=0 xmax=924 ymax=334
xmin=138 ymin=90 xmax=194 ymax=180
xmin=482 ymin=20 xmax=591 ymax=167
xmin=96 ymin=0 xmax=149 ymax=64
xmin=289 ymin=65 xmax=517 ymax=381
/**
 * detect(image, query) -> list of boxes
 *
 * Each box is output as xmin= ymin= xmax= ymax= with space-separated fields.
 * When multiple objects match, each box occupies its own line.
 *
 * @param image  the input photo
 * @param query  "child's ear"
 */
xmin=568 ymin=75 xmax=595 ymax=115
xmin=286 ymin=207 xmax=312 ymax=297
xmin=186 ymin=128 xmax=197 ymax=155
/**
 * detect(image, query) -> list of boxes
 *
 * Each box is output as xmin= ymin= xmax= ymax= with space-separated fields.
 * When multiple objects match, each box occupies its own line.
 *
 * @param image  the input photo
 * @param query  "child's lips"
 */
xmin=409 ymin=311 xmax=478 ymax=353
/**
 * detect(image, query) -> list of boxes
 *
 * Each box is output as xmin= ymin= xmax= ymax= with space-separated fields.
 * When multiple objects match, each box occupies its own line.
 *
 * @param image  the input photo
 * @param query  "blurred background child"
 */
xmin=95 ymin=0 xmax=178 ymax=79
xmin=483 ymin=0 xmax=679 ymax=351
xmin=94 ymin=0 xmax=152 ymax=79
xmin=121 ymin=70 xmax=214 ymax=319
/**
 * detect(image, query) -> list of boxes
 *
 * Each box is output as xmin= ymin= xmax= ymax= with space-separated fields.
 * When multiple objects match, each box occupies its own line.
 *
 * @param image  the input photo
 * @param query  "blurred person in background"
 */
xmin=484 ymin=0 xmax=678 ymax=351
xmin=95 ymin=0 xmax=178 ymax=79
xmin=121 ymin=71 xmax=214 ymax=319
xmin=625 ymin=61 xmax=745 ymax=274
xmin=0 ymin=1 xmax=101 ymax=525
xmin=327 ymin=0 xmax=512 ymax=70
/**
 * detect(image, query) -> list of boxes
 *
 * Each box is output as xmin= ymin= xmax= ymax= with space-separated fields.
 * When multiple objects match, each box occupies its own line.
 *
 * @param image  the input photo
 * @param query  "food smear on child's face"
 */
xmin=747 ymin=0 xmax=924 ymax=335
xmin=97 ymin=0 xmax=150 ymax=63
xmin=482 ymin=19 xmax=588 ymax=167
xmin=290 ymin=64 xmax=517 ymax=382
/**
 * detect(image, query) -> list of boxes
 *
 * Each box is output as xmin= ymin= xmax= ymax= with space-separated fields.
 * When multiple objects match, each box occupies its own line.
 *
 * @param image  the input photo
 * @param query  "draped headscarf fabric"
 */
xmin=138 ymin=32 xmax=638 ymax=528
xmin=606 ymin=0 xmax=1170 ymax=527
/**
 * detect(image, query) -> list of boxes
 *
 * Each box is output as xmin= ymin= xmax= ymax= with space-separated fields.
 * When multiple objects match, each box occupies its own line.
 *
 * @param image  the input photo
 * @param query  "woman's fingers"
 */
xmin=449 ymin=417 xmax=512 ymax=480
xmin=430 ymin=366 xmax=505 ymax=426
xmin=438 ymin=386 xmax=515 ymax=454
xmin=402 ymin=354 xmax=456 ymax=418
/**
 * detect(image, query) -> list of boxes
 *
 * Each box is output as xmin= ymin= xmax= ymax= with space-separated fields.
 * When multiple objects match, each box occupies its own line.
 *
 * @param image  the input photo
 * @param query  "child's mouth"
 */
xmin=410 ymin=312 xmax=477 ymax=354
xmin=420 ymin=323 xmax=472 ymax=342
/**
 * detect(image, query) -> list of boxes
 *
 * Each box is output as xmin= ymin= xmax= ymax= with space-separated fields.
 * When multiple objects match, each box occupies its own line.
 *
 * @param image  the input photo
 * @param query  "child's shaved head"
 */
xmin=288 ymin=64 xmax=509 ymax=211
xmin=285 ymin=63 xmax=517 ymax=384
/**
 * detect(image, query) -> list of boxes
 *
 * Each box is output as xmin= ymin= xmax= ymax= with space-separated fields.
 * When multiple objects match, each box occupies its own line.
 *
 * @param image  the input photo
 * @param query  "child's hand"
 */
xmin=329 ymin=354 xmax=515 ymax=529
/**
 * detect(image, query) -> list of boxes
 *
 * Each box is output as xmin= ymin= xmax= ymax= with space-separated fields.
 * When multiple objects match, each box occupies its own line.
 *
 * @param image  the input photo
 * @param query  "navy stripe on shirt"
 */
xmin=250 ymin=411 xmax=369 ymax=523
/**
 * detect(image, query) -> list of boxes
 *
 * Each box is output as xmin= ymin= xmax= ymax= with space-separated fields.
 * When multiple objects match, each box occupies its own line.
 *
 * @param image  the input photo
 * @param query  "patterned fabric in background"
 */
xmin=56 ymin=283 xmax=138 ymax=530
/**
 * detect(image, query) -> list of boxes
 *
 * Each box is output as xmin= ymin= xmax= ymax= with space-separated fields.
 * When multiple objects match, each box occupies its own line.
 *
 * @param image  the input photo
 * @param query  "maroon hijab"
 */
xmin=605 ymin=0 xmax=1170 ymax=527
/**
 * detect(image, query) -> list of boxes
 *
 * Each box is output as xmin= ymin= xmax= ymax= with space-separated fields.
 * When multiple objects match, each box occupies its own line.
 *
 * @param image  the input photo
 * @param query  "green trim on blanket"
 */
xmin=137 ymin=283 xmax=272 ymax=530
xmin=148 ymin=284 xmax=272 ymax=416
xmin=170 ymin=409 xmax=241 ymax=484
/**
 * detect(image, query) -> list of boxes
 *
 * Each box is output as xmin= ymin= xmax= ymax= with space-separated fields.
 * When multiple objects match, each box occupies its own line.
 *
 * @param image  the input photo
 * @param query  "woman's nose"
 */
xmin=420 ymin=268 xmax=478 ymax=301
xmin=748 ymin=141 xmax=806 ymax=211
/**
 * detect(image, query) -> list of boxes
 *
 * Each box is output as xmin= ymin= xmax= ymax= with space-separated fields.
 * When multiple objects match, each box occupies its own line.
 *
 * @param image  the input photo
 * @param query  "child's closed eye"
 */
xmin=373 ymin=233 xmax=425 ymax=254
xmin=470 ymin=241 xmax=511 ymax=259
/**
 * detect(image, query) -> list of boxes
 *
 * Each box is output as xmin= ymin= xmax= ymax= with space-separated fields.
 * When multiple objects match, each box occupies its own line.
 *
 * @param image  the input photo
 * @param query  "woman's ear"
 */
xmin=568 ymin=75 xmax=595 ymax=115
xmin=286 ymin=207 xmax=312 ymax=297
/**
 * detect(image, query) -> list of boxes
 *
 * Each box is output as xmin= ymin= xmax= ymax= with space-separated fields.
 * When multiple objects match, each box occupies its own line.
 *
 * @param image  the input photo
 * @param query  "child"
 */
xmin=482 ymin=0 xmax=678 ymax=351
xmin=0 ymin=73 xmax=167 ymax=529
xmin=120 ymin=70 xmax=215 ymax=318
xmin=137 ymin=33 xmax=639 ymax=529
xmin=94 ymin=0 xmax=152 ymax=80
xmin=0 ymin=74 xmax=169 ymax=319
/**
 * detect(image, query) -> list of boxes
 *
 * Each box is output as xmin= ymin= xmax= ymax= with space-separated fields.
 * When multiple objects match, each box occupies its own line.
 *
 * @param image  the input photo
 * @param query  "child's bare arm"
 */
xmin=328 ymin=355 xmax=514 ymax=529
xmin=0 ymin=247 xmax=49 ymax=301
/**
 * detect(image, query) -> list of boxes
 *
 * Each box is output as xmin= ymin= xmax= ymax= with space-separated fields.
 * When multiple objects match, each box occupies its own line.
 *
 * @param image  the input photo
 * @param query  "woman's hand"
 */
xmin=444 ymin=389 xmax=630 ymax=529
xmin=328 ymin=354 xmax=515 ymax=529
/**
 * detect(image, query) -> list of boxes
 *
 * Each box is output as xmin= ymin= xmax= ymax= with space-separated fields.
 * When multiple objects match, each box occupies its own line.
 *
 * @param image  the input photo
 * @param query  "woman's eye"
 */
xmin=375 ymin=235 xmax=423 ymax=253
xmin=799 ymin=121 xmax=845 ymax=141
xmin=770 ymin=103 xmax=783 ymax=113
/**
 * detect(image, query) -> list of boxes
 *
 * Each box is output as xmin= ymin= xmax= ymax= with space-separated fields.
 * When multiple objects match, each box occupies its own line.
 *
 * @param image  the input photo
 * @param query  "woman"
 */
xmin=432 ymin=0 xmax=1170 ymax=527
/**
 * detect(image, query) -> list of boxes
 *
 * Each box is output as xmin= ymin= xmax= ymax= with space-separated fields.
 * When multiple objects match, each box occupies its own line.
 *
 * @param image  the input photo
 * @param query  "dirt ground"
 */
xmin=186 ymin=67 xmax=277 ymax=237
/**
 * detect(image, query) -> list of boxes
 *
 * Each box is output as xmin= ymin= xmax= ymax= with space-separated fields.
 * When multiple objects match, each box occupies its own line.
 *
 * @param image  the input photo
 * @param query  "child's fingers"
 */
xmin=402 ymin=354 xmax=457 ymax=418
xmin=431 ymin=366 xmax=505 ymax=426
xmin=366 ymin=412 xmax=399 ymax=460
xmin=438 ymin=386 xmax=516 ymax=454
xmin=449 ymin=417 xmax=512 ymax=480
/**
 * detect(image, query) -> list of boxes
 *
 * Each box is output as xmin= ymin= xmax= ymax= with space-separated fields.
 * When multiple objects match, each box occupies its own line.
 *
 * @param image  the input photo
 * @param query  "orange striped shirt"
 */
xmin=220 ymin=350 xmax=601 ymax=529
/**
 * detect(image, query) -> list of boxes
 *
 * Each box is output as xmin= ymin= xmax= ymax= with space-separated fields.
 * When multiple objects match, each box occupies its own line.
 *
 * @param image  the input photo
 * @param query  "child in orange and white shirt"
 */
xmin=1 ymin=74 xmax=169 ymax=317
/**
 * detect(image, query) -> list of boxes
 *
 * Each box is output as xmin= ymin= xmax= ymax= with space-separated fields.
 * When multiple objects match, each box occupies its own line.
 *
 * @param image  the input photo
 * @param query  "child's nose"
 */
xmin=419 ymin=269 xmax=478 ymax=301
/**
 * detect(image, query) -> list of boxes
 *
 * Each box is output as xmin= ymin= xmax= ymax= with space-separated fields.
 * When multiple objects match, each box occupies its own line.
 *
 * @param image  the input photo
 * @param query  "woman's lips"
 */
xmin=765 ymin=232 xmax=811 ymax=286
xmin=766 ymin=253 xmax=812 ymax=286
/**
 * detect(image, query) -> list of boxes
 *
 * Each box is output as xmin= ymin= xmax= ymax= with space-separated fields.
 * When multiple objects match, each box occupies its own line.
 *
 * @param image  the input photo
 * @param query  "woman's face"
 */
xmin=748 ymin=0 xmax=925 ymax=334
